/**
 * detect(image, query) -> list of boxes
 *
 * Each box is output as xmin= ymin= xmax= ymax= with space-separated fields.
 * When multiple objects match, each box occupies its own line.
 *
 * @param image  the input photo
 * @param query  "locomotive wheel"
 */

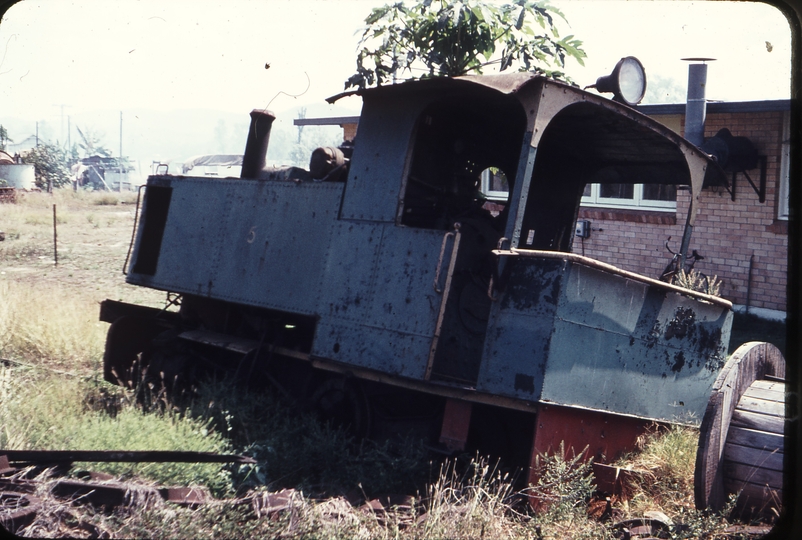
xmin=308 ymin=377 xmax=372 ymax=439
xmin=103 ymin=316 xmax=173 ymax=387
xmin=138 ymin=340 xmax=198 ymax=408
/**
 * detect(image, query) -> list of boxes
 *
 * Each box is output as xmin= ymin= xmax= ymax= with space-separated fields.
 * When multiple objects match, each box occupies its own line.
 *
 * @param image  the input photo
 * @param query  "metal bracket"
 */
xmin=728 ymin=155 xmax=767 ymax=203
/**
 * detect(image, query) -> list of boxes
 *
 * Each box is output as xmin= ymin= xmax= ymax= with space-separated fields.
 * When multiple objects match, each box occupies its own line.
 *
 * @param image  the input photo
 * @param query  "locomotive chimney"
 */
xmin=241 ymin=109 xmax=276 ymax=179
xmin=682 ymin=58 xmax=715 ymax=147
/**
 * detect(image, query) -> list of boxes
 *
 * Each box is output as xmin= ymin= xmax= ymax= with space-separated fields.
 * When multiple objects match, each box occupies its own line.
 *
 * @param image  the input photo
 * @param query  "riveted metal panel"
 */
xmin=366 ymin=227 xmax=442 ymax=335
xmin=127 ymin=177 xmax=343 ymax=315
xmin=320 ymin=224 xmax=443 ymax=335
xmin=312 ymin=320 xmax=430 ymax=380
xmin=475 ymin=255 xmax=731 ymax=421
xmin=476 ymin=258 xmax=564 ymax=399
xmin=540 ymin=260 xmax=732 ymax=423
xmin=313 ymin=225 xmax=445 ymax=379
xmin=319 ymin=221 xmax=384 ymax=322
xmin=128 ymin=177 xmax=224 ymax=290
xmin=339 ymin=96 xmax=422 ymax=222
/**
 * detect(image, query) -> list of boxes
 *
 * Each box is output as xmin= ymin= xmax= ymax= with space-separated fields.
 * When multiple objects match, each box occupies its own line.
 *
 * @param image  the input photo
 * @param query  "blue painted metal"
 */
xmin=504 ymin=140 xmax=537 ymax=247
xmin=311 ymin=224 xmax=444 ymax=379
xmin=121 ymin=73 xmax=733 ymax=428
xmin=339 ymin=95 xmax=422 ymax=223
xmin=128 ymin=176 xmax=343 ymax=315
xmin=478 ymin=252 xmax=732 ymax=423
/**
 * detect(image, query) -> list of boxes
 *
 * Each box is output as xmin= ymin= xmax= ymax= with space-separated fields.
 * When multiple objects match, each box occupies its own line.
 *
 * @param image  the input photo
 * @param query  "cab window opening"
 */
xmin=400 ymin=98 xmax=524 ymax=232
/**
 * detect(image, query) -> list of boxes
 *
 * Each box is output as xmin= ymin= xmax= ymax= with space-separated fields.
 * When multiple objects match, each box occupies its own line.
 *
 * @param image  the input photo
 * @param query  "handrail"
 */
xmin=122 ymin=184 xmax=146 ymax=276
xmin=493 ymin=248 xmax=732 ymax=309
xmin=433 ymin=224 xmax=461 ymax=293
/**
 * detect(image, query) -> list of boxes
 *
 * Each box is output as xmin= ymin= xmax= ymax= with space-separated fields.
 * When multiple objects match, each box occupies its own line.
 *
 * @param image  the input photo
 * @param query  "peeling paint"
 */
xmin=664 ymin=307 xmax=696 ymax=340
xmin=514 ymin=373 xmax=535 ymax=393
xmin=671 ymin=351 xmax=686 ymax=373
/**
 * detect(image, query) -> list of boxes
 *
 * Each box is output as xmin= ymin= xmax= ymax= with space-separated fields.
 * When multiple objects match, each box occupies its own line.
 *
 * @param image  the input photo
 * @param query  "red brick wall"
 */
xmin=572 ymin=110 xmax=788 ymax=312
xmin=343 ymin=123 xmax=358 ymax=143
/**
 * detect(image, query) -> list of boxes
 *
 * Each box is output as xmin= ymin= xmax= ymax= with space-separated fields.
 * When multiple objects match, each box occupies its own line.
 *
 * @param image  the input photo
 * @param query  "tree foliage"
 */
xmin=0 ymin=125 xmax=11 ymax=152
xmin=22 ymin=143 xmax=72 ymax=190
xmin=346 ymin=0 xmax=585 ymax=89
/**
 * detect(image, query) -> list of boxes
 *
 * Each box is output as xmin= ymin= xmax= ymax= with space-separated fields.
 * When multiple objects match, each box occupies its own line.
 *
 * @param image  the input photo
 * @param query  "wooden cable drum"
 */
xmin=695 ymin=341 xmax=785 ymax=517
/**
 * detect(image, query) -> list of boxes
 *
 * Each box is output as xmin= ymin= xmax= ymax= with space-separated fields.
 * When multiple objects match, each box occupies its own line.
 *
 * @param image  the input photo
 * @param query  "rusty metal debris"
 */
xmin=0 ymin=450 xmax=255 ymax=533
xmin=1 ymin=449 xmax=256 ymax=466
xmin=611 ymin=517 xmax=671 ymax=539
xmin=0 ymin=450 xmax=256 ymax=535
xmin=51 ymin=478 xmax=160 ymax=511
xmin=0 ymin=187 xmax=16 ymax=204
xmin=0 ymin=491 xmax=42 ymax=535
xmin=591 ymin=463 xmax=650 ymax=501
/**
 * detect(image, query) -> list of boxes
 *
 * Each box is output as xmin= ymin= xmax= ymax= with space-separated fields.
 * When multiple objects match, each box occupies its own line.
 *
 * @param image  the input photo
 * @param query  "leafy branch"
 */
xmin=346 ymin=0 xmax=586 ymax=90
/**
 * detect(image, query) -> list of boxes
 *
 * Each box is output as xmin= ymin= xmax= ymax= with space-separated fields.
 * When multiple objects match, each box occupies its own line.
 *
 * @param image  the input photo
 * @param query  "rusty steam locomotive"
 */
xmin=100 ymin=70 xmax=735 ymax=486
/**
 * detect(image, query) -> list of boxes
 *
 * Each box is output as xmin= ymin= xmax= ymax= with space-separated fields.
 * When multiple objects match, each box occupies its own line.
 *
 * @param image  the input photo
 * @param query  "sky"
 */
xmin=0 ymin=0 xmax=794 ymax=141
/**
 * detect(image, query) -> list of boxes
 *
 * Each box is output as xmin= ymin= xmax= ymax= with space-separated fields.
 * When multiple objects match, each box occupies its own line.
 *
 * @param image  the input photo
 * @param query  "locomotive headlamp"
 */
xmin=591 ymin=56 xmax=647 ymax=106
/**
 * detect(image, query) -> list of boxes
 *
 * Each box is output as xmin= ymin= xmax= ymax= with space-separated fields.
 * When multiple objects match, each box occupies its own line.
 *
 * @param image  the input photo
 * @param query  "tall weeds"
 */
xmin=614 ymin=425 xmax=698 ymax=516
xmin=415 ymin=456 xmax=520 ymax=538
xmin=0 ymin=281 xmax=105 ymax=370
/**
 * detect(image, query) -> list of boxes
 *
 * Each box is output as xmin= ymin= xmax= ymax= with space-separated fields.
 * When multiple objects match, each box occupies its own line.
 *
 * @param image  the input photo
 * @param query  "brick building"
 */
xmin=579 ymin=101 xmax=790 ymax=314
xmin=299 ymin=98 xmax=791 ymax=315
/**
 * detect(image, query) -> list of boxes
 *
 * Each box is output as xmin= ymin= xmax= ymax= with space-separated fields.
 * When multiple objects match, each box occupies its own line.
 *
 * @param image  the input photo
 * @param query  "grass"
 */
xmin=613 ymin=425 xmax=699 ymax=517
xmin=181 ymin=377 xmax=431 ymax=498
xmin=0 ymin=369 xmax=235 ymax=494
xmin=0 ymin=281 xmax=106 ymax=371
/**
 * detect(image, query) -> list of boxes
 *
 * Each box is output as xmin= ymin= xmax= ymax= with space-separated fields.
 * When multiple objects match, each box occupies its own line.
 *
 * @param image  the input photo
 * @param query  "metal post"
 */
xmin=53 ymin=204 xmax=58 ymax=266
xmin=119 ymin=111 xmax=123 ymax=192
xmin=683 ymin=59 xmax=714 ymax=147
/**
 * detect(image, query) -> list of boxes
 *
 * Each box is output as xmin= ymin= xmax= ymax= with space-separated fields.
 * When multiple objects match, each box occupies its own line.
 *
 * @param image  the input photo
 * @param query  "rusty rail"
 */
xmin=1 ymin=450 xmax=255 ymax=465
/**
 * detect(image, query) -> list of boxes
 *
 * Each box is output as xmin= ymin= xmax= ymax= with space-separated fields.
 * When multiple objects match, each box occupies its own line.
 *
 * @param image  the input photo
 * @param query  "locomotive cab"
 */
xmin=102 ymin=73 xmax=733 ymax=480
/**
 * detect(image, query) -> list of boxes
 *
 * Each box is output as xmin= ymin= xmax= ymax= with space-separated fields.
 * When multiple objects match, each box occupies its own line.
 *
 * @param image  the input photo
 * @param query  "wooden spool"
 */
xmin=695 ymin=341 xmax=785 ymax=516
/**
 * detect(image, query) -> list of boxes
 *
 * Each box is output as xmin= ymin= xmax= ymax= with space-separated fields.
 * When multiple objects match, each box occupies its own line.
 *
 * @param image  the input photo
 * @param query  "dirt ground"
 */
xmin=0 ymin=194 xmax=167 ymax=309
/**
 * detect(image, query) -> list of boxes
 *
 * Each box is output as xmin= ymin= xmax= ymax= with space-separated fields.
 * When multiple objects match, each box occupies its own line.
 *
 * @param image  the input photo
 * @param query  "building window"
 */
xmin=778 ymin=111 xmax=790 ymax=220
xmin=581 ymin=183 xmax=677 ymax=210
xmin=480 ymin=168 xmax=509 ymax=201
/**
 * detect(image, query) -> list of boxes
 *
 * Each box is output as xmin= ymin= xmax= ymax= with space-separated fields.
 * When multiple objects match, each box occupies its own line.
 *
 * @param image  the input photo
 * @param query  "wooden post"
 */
xmin=53 ymin=204 xmax=58 ymax=266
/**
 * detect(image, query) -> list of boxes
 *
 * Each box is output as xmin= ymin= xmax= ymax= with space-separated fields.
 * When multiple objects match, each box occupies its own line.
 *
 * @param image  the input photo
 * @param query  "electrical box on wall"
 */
xmin=575 ymin=220 xmax=591 ymax=238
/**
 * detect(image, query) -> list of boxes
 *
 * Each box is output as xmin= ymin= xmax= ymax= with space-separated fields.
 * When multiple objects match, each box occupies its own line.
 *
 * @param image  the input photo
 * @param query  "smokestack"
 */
xmin=241 ymin=109 xmax=276 ymax=179
xmin=683 ymin=58 xmax=715 ymax=147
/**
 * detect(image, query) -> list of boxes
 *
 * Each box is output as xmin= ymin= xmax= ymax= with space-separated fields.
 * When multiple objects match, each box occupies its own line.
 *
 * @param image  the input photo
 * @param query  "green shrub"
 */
xmin=21 ymin=143 xmax=72 ymax=189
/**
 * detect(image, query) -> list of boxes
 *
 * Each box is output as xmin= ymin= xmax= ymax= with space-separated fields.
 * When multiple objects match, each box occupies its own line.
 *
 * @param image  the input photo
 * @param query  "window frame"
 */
xmin=581 ymin=183 xmax=677 ymax=211
xmin=480 ymin=168 xmax=510 ymax=202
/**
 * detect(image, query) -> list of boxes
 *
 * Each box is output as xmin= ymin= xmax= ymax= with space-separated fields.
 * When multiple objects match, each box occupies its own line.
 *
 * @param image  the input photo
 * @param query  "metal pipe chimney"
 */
xmin=683 ymin=58 xmax=715 ymax=147
xmin=241 ymin=109 xmax=276 ymax=179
